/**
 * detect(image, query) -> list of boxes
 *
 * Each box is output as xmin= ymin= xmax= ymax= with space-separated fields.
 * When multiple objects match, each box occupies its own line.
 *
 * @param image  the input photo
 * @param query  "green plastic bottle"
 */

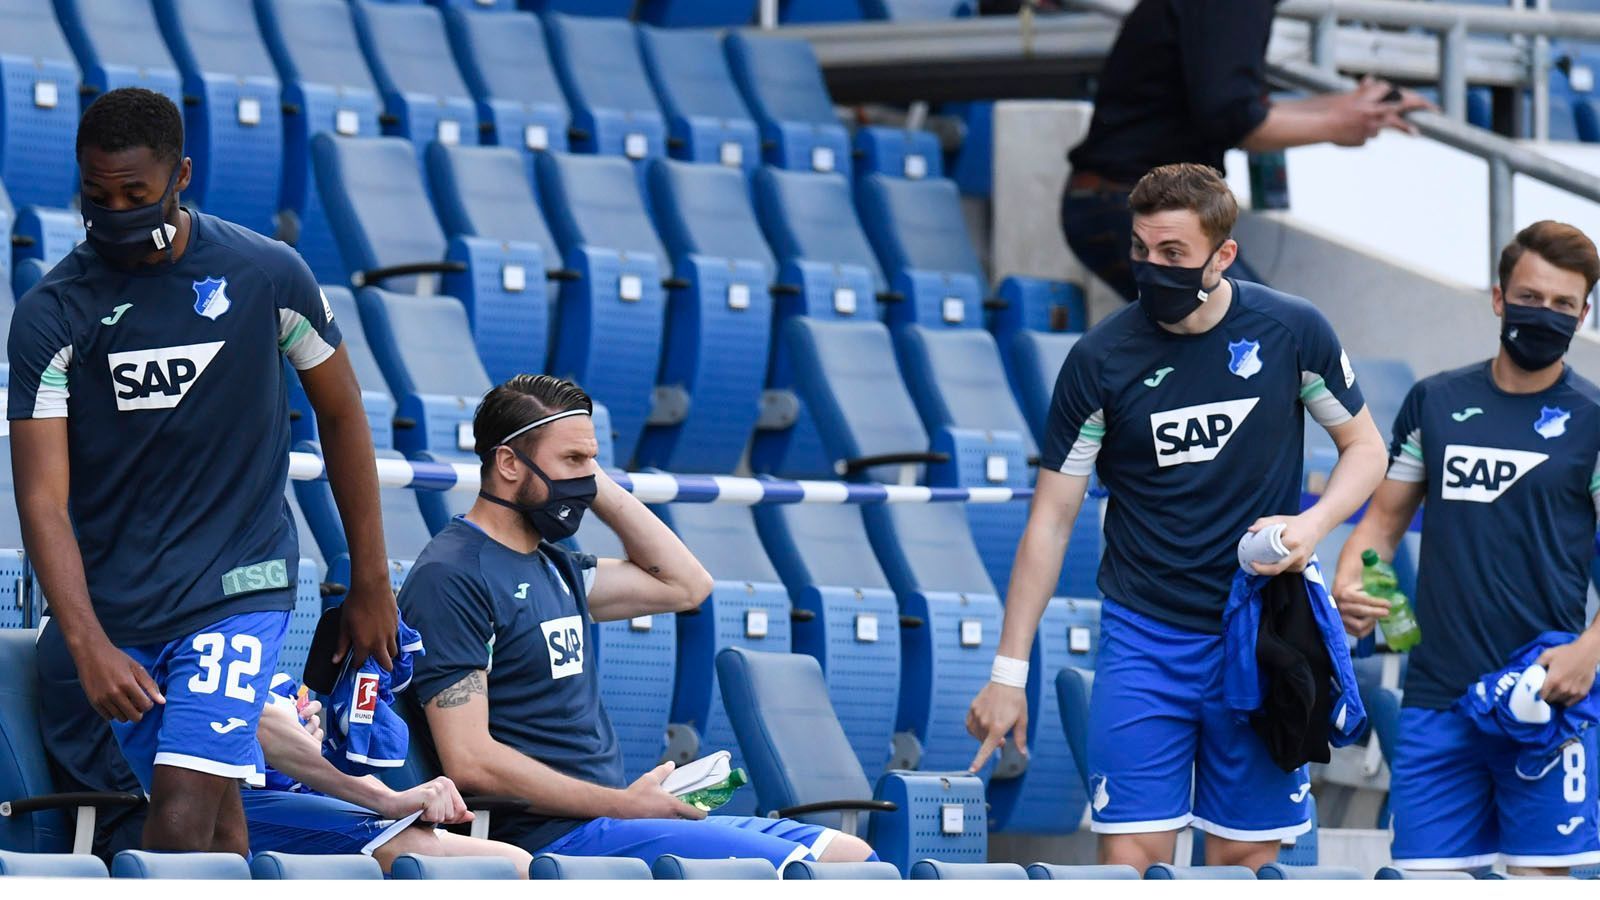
xmin=678 ymin=768 xmax=750 ymax=812
xmin=1361 ymin=548 xmax=1421 ymax=651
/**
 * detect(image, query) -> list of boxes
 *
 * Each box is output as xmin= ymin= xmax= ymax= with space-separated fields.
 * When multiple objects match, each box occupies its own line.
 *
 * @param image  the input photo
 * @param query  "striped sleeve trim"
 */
xmin=279 ymin=308 xmax=336 ymax=371
xmin=1300 ymin=371 xmax=1352 ymax=428
xmin=1058 ymin=409 xmax=1104 ymax=477
xmin=1388 ymin=428 xmax=1426 ymax=482
xmin=30 ymin=345 xmax=72 ymax=419
xmin=1591 ymin=454 xmax=1600 ymax=519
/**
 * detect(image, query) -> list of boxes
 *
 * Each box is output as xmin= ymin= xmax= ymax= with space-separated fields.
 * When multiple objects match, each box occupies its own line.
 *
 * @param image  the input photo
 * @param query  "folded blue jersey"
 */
xmin=326 ymin=616 xmax=425 ymax=776
xmin=1224 ymin=559 xmax=1367 ymax=749
xmin=1457 ymin=631 xmax=1600 ymax=780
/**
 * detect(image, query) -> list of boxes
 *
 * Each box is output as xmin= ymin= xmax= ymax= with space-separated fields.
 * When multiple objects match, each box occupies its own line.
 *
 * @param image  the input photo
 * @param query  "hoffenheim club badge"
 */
xmin=1227 ymin=338 xmax=1262 ymax=379
xmin=1534 ymin=406 xmax=1570 ymax=439
xmin=193 ymin=276 xmax=232 ymax=321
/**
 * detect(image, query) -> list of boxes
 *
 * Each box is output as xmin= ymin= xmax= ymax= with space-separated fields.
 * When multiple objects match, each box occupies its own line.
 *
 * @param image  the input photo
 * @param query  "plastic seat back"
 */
xmin=57 ymin=0 xmax=182 ymax=104
xmin=1027 ymin=863 xmax=1138 ymax=879
xmin=250 ymin=852 xmax=384 ymax=880
xmin=1145 ymin=864 xmax=1256 ymax=880
xmin=648 ymin=158 xmax=775 ymax=278
xmin=724 ymin=32 xmax=850 ymax=175
xmin=0 ymin=849 xmax=109 ymax=876
xmin=311 ymin=134 xmax=447 ymax=291
xmin=1006 ymin=331 xmax=1078 ymax=446
xmin=909 ymin=861 xmax=1027 ymax=880
xmin=320 ymin=285 xmax=397 ymax=449
xmin=857 ymin=174 xmax=986 ymax=324
xmin=755 ymin=168 xmax=886 ymax=294
xmin=390 ymin=855 xmax=521 ymax=880
xmin=351 ymin=0 xmax=477 ymax=161
xmin=652 ymin=855 xmax=778 ymax=880
xmin=783 ymin=860 xmax=902 ymax=879
xmin=637 ymin=0 xmax=758 ymax=26
xmin=544 ymin=13 xmax=665 ymax=161
xmin=539 ymin=152 xmax=668 ymax=270
xmin=425 ymin=142 xmax=561 ymax=281
xmin=0 ymin=630 xmax=72 ymax=851
xmin=638 ymin=26 xmax=759 ymax=171
xmin=529 ymin=854 xmax=652 ymax=879
xmin=0 ymin=0 xmax=82 ymax=208
xmin=112 ymin=850 xmax=251 ymax=879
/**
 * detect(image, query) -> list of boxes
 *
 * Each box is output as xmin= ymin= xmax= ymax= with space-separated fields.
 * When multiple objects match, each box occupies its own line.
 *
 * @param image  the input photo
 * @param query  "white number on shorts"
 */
xmin=1564 ymin=742 xmax=1587 ymax=803
xmin=185 ymin=632 xmax=262 ymax=703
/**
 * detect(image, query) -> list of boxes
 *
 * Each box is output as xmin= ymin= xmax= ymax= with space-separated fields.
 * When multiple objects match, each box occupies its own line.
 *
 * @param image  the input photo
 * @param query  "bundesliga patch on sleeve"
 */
xmin=351 ymin=672 xmax=380 ymax=725
xmin=220 ymin=558 xmax=290 ymax=598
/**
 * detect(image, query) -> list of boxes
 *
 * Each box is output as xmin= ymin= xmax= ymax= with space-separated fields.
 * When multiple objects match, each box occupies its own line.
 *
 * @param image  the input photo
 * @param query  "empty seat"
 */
xmin=1054 ymin=666 xmax=1094 ymax=796
xmin=312 ymin=134 xmax=546 ymax=385
xmin=11 ymin=205 xmax=83 ymax=298
xmin=717 ymin=646 xmax=988 ymax=875
xmin=544 ymin=14 xmax=666 ymax=162
xmin=287 ymin=286 xmax=398 ymax=449
xmin=1374 ymin=868 xmax=1475 ymax=880
xmin=752 ymin=503 xmax=901 ymax=777
xmin=1026 ymin=863 xmax=1140 ymax=879
xmin=443 ymin=8 xmax=570 ymax=173
xmin=783 ymin=860 xmax=902 ymax=879
xmin=856 ymin=175 xmax=985 ymax=328
xmin=111 ymin=850 xmax=251 ymax=879
xmin=529 ymin=853 xmax=652 ymax=879
xmin=250 ymin=852 xmax=384 ymax=879
xmin=637 ymin=0 xmax=758 ymax=26
xmin=154 ymin=0 xmax=284 ymax=235
xmin=351 ymin=1 xmax=477 ymax=162
xmin=1145 ymin=864 xmax=1257 ymax=880
xmin=0 ymin=1 xmax=82 ymax=208
xmin=658 ymin=503 xmax=792 ymax=816
xmin=255 ymin=0 xmax=384 ymax=284
xmin=1257 ymin=864 xmax=1364 ymax=879
xmin=535 ymin=151 xmax=670 ymax=465
xmin=637 ymin=159 xmax=775 ymax=472
xmin=1005 ymin=331 xmax=1077 ymax=447
xmin=389 ymin=855 xmax=522 ymax=880
xmin=638 ymin=27 xmax=759 ymax=172
xmin=523 ymin=0 xmax=633 ymax=14
xmin=278 ymin=495 xmax=325 ymax=680
xmin=862 ymin=0 xmax=974 ymax=17
xmin=0 ymin=849 xmax=109 ymax=876
xmin=909 ymin=861 xmax=1027 ymax=880
xmin=356 ymin=286 xmax=490 ymax=458
xmin=725 ymin=32 xmax=850 ymax=175
xmin=651 ymin=855 xmax=778 ymax=880
xmin=293 ymin=444 xmax=436 ymax=593
xmin=0 ymin=435 xmax=30 ymax=631
xmin=56 ymin=0 xmax=183 ymax=104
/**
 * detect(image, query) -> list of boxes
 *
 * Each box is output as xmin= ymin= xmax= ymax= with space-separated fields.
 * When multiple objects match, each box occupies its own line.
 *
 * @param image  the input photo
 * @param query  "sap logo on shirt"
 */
xmin=541 ymin=614 xmax=585 ymax=679
xmin=1441 ymin=444 xmax=1548 ymax=503
xmin=351 ymin=671 xmax=380 ymax=725
xmin=108 ymin=341 xmax=225 ymax=411
xmin=1149 ymin=397 xmax=1260 ymax=467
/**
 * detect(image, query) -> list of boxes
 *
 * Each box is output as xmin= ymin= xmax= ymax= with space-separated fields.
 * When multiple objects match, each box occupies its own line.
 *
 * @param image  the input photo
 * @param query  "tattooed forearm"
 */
xmin=432 ymin=670 xmax=486 ymax=709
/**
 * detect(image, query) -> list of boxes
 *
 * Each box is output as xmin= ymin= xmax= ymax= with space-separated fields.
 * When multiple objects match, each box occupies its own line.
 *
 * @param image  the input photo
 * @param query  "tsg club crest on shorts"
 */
xmin=192 ymin=276 xmax=232 ymax=321
xmin=1535 ymin=406 xmax=1570 ymax=440
xmin=1227 ymin=338 xmax=1262 ymax=379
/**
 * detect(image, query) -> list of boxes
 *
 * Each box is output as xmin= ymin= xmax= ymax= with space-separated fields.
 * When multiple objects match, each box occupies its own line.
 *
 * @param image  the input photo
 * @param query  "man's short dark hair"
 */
xmin=76 ymin=88 xmax=184 ymax=165
xmin=1128 ymin=162 xmax=1239 ymax=248
xmin=1498 ymin=220 xmax=1600 ymax=298
xmin=473 ymin=375 xmax=594 ymax=469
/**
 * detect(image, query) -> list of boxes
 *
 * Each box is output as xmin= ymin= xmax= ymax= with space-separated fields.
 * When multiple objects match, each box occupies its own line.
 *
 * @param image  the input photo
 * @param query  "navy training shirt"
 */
xmin=400 ymin=517 xmax=621 ymax=852
xmin=1040 ymin=280 xmax=1365 ymax=633
xmin=7 ymin=210 xmax=341 ymax=645
xmin=1386 ymin=361 xmax=1600 ymax=710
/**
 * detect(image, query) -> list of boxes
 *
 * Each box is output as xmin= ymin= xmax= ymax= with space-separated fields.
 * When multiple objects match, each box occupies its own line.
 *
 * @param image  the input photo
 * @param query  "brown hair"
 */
xmin=1128 ymin=163 xmax=1239 ymax=248
xmin=1498 ymin=220 xmax=1600 ymax=297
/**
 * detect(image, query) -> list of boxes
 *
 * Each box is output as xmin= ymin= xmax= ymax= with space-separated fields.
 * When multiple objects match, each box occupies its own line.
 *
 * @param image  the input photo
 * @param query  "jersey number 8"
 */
xmin=187 ymin=633 xmax=262 ymax=703
xmin=1564 ymin=742 xmax=1587 ymax=804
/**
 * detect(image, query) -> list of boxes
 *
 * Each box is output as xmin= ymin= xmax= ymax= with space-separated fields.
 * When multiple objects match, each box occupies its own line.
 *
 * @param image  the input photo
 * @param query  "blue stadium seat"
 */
xmin=1374 ymin=867 xmax=1475 ymax=880
xmin=1053 ymin=666 xmax=1093 ymax=794
xmin=154 ymin=0 xmax=284 ymax=235
xmin=752 ymin=503 xmax=901 ymax=777
xmin=529 ymin=853 xmax=652 ymax=879
xmin=292 ymin=286 xmax=398 ymax=449
xmin=0 ymin=1 xmax=80 ymax=209
xmin=255 ymin=0 xmax=385 ymax=285
xmin=783 ymin=860 xmax=903 ymax=879
xmin=0 ymin=849 xmax=108 ymax=876
xmin=389 ymin=855 xmax=522 ymax=880
xmin=637 ymin=0 xmax=757 ymax=26
xmin=0 ymin=437 xmax=30 ymax=631
xmin=571 ymin=510 xmax=677 ymax=781
xmin=651 ymin=855 xmax=778 ymax=880
xmin=637 ymin=159 xmax=774 ymax=472
xmin=112 ymin=850 xmax=251 ymax=879
xmin=638 ymin=27 xmax=760 ymax=172
xmin=535 ymin=151 xmax=670 ymax=465
xmin=716 ymin=647 xmax=987 ymax=874
xmin=250 ymin=852 xmax=384 ymax=879
xmin=1005 ymin=330 xmax=1076 ymax=446
xmin=990 ymin=277 xmax=1088 ymax=338
xmin=777 ymin=0 xmax=863 ymax=23
xmin=1304 ymin=356 xmax=1416 ymax=501
xmin=909 ymin=860 xmax=1027 ymax=879
xmin=853 ymin=127 xmax=945 ymax=182
xmin=1145 ymin=864 xmax=1256 ymax=880
xmin=658 ymin=503 xmax=792 ymax=816
xmin=350 ymin=0 xmax=477 ymax=163
xmin=856 ymin=175 xmax=985 ymax=328
xmin=279 ymin=499 xmax=325 ymax=680
xmin=1257 ymin=864 xmax=1363 ymax=879
xmin=293 ymin=443 xmax=437 ymax=593
xmin=861 ymin=501 xmax=1001 ymax=777
xmin=55 ymin=0 xmax=182 ymax=105
xmin=862 ymin=0 xmax=974 ymax=17
xmin=725 ymin=33 xmax=851 ymax=175
xmin=430 ymin=0 xmax=514 ymax=9
xmin=0 ymin=182 xmax=13 ymax=307
xmin=1027 ymin=863 xmax=1139 ymax=879
xmin=544 ymin=14 xmax=666 ymax=162
xmin=355 ymin=286 xmax=490 ymax=460
xmin=522 ymin=0 xmax=633 ymax=15
xmin=312 ymin=134 xmax=546 ymax=385
xmin=442 ymin=8 xmax=570 ymax=176
xmin=946 ymin=100 xmax=992 ymax=197
xmin=11 ymin=205 xmax=83 ymax=299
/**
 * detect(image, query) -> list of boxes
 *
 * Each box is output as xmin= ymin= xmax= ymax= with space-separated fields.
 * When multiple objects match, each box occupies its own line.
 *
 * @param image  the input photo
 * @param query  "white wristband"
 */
xmin=990 ymin=655 xmax=1029 ymax=688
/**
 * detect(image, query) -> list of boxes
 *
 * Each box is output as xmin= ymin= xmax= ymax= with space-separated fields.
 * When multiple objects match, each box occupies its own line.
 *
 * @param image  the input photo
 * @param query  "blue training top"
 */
xmin=1040 ymin=280 xmax=1365 ymax=633
xmin=400 ymin=516 xmax=620 ymax=851
xmin=6 ymin=210 xmax=341 ymax=645
xmin=1387 ymin=361 xmax=1600 ymax=709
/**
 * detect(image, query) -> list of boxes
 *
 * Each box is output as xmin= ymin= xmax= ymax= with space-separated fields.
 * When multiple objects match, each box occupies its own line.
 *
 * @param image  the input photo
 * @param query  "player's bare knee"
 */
xmin=817 ymin=832 xmax=873 ymax=863
xmin=371 ymin=824 xmax=444 ymax=873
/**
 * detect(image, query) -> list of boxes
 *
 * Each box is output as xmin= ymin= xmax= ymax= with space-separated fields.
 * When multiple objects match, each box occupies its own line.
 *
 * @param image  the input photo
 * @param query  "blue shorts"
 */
xmin=536 ymin=815 xmax=870 ymax=870
xmin=1088 ymin=601 xmax=1311 ymax=841
xmin=242 ymin=790 xmax=421 ymax=856
xmin=111 ymin=610 xmax=289 ymax=790
xmin=1391 ymin=707 xmax=1600 ymax=869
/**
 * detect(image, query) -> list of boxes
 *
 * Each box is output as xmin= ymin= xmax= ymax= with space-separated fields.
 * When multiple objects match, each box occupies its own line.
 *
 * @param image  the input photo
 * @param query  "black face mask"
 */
xmin=82 ymin=159 xmax=181 ymax=268
xmin=478 ymin=446 xmax=596 ymax=541
xmin=1500 ymin=301 xmax=1579 ymax=372
xmin=1133 ymin=245 xmax=1222 ymax=324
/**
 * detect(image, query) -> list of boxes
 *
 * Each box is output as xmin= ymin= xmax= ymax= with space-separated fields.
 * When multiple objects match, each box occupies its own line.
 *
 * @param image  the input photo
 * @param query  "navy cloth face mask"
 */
xmin=1500 ymin=301 xmax=1579 ymax=372
xmin=82 ymin=159 xmax=181 ymax=268
xmin=1133 ymin=244 xmax=1222 ymax=324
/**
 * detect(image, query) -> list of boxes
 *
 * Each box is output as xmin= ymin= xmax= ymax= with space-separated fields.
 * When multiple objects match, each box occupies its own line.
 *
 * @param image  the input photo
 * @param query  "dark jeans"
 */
xmin=1061 ymin=185 xmax=1138 ymax=303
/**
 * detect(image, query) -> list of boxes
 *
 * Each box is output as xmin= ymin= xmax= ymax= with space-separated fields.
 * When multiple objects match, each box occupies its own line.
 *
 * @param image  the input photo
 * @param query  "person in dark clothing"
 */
xmin=1065 ymin=0 xmax=1429 ymax=300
